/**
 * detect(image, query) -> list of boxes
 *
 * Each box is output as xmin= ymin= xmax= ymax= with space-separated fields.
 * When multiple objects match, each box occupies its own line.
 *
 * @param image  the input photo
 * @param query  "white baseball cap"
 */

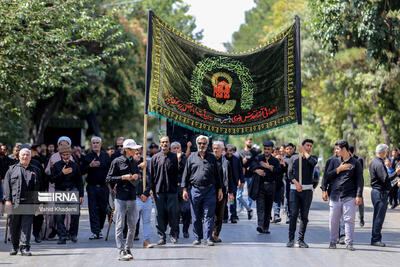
xmin=123 ymin=139 xmax=142 ymax=149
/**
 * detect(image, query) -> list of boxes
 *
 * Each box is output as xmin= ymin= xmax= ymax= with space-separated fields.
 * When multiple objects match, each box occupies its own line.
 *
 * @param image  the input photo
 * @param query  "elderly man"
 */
xmin=150 ymin=136 xmax=182 ymax=245
xmin=3 ymin=145 xmax=40 ymax=256
xmin=369 ymin=144 xmax=400 ymax=247
xmin=171 ymin=141 xmax=191 ymax=238
xmin=107 ymin=139 xmax=141 ymax=261
xmin=211 ymin=141 xmax=234 ymax=242
xmin=50 ymin=146 xmax=84 ymax=244
xmin=111 ymin=137 xmax=125 ymax=161
xmin=81 ymin=136 xmax=111 ymax=240
xmin=251 ymin=141 xmax=281 ymax=234
xmin=182 ymin=135 xmax=223 ymax=246
xmin=325 ymin=140 xmax=363 ymax=251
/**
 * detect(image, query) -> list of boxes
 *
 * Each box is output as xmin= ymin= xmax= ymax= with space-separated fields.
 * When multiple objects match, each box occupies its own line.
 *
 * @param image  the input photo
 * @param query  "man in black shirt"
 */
xmin=284 ymin=143 xmax=296 ymax=224
xmin=50 ymin=146 xmax=84 ymax=244
xmin=81 ymin=136 xmax=111 ymax=240
xmin=287 ymin=139 xmax=318 ymax=248
xmin=106 ymin=139 xmax=141 ymax=261
xmin=238 ymin=137 xmax=258 ymax=210
xmin=111 ymin=137 xmax=124 ymax=161
xmin=182 ymin=135 xmax=223 ymax=246
xmin=150 ymin=136 xmax=182 ymax=245
xmin=0 ymin=144 xmax=16 ymax=203
xmin=251 ymin=141 xmax=281 ymax=234
xmin=369 ymin=144 xmax=399 ymax=247
xmin=325 ymin=140 xmax=363 ymax=251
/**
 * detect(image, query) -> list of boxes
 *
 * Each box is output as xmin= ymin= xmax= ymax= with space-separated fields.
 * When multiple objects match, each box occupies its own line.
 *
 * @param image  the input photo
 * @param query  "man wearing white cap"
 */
xmin=81 ymin=136 xmax=110 ymax=240
xmin=106 ymin=139 xmax=141 ymax=261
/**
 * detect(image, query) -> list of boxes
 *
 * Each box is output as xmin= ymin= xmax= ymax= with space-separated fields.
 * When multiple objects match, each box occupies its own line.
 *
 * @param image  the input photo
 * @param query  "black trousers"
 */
xmin=56 ymin=212 xmax=80 ymax=239
xmin=10 ymin=214 xmax=33 ymax=249
xmin=288 ymin=189 xmax=313 ymax=241
xmin=178 ymin=186 xmax=191 ymax=236
xmin=86 ymin=184 xmax=109 ymax=234
xmin=32 ymin=214 xmax=43 ymax=237
xmin=256 ymin=183 xmax=275 ymax=231
xmin=389 ymin=186 xmax=398 ymax=206
xmin=284 ymin=179 xmax=291 ymax=217
xmin=155 ymin=193 xmax=179 ymax=239
xmin=214 ymin=195 xmax=227 ymax=237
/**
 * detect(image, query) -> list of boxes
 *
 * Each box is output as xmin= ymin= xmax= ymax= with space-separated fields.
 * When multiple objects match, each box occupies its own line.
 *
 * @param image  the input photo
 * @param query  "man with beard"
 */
xmin=287 ymin=139 xmax=317 ymax=248
xmin=182 ymin=135 xmax=223 ymax=246
xmin=325 ymin=140 xmax=363 ymax=251
xmin=150 ymin=136 xmax=182 ymax=245
xmin=211 ymin=141 xmax=235 ymax=242
xmin=3 ymin=145 xmax=40 ymax=256
xmin=81 ymin=136 xmax=111 ymax=240
xmin=111 ymin=137 xmax=124 ymax=161
xmin=251 ymin=141 xmax=281 ymax=234
xmin=50 ymin=146 xmax=84 ymax=244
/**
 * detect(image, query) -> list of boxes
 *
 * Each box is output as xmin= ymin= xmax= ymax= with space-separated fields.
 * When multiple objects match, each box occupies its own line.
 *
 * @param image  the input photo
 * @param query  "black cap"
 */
xmin=263 ymin=141 xmax=274 ymax=147
xmin=20 ymin=144 xmax=31 ymax=150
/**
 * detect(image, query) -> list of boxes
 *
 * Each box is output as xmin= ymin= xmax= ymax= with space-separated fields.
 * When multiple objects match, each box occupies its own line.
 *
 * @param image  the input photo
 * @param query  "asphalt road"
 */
xmin=1 ymin=187 xmax=400 ymax=267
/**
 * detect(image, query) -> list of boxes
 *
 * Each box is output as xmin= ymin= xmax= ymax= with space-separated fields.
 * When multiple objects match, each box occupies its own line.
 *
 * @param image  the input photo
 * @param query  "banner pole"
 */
xmin=143 ymin=9 xmax=153 ymax=191
xmin=295 ymin=15 xmax=302 ymax=185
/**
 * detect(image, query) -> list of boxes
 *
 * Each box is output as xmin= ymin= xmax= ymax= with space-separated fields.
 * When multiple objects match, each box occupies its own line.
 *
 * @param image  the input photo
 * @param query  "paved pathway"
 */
xmin=1 ymin=188 xmax=400 ymax=266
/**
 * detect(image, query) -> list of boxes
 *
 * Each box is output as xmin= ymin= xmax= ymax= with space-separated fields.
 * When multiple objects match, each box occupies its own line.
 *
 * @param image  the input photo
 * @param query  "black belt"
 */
xmin=263 ymin=181 xmax=275 ymax=184
xmin=193 ymin=184 xmax=213 ymax=190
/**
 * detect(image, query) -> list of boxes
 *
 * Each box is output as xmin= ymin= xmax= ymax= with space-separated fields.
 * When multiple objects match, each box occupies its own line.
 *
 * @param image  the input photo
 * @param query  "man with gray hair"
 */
xmin=81 ymin=136 xmax=111 ymax=240
xmin=182 ymin=135 xmax=223 ymax=246
xmin=369 ymin=143 xmax=400 ymax=247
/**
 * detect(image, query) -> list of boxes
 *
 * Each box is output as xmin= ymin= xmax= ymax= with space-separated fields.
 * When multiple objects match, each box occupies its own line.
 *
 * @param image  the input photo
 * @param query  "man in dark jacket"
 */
xmin=81 ymin=136 xmax=110 ymax=240
xmin=369 ymin=144 xmax=400 ymax=247
xmin=251 ymin=141 xmax=281 ymax=234
xmin=286 ymin=139 xmax=318 ymax=248
xmin=325 ymin=140 xmax=363 ymax=251
xmin=50 ymin=145 xmax=84 ymax=244
xmin=106 ymin=139 xmax=140 ymax=261
xmin=150 ymin=136 xmax=182 ymax=245
xmin=212 ymin=141 xmax=234 ymax=242
xmin=3 ymin=145 xmax=40 ymax=256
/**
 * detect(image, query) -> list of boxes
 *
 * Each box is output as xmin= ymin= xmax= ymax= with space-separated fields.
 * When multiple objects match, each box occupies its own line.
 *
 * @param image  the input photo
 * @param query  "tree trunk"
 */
xmin=371 ymin=92 xmax=390 ymax=145
xmin=31 ymin=91 xmax=65 ymax=144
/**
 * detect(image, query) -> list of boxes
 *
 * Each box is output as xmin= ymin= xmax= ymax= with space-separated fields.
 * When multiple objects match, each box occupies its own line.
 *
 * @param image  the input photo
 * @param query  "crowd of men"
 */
xmin=1 ymin=136 xmax=400 ymax=261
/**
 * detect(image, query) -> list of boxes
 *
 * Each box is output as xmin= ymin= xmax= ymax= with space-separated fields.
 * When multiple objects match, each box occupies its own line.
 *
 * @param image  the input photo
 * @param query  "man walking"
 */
xmin=325 ymin=140 xmax=363 ymax=251
xmin=251 ymin=141 xmax=281 ymax=234
xmin=287 ymin=139 xmax=318 ymax=248
xmin=150 ymin=136 xmax=182 ymax=245
xmin=369 ymin=144 xmax=400 ymax=247
xmin=107 ymin=139 xmax=141 ymax=261
xmin=238 ymin=137 xmax=258 ymax=210
xmin=182 ymin=135 xmax=223 ymax=246
xmin=81 ymin=136 xmax=110 ymax=240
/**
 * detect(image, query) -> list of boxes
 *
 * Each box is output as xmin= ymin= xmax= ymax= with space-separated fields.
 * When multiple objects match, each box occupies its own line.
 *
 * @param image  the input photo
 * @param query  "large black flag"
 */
xmin=145 ymin=11 xmax=300 ymax=135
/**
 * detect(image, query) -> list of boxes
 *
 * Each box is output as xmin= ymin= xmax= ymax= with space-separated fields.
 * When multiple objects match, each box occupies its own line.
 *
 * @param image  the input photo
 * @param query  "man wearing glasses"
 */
xmin=182 ymin=135 xmax=223 ymax=246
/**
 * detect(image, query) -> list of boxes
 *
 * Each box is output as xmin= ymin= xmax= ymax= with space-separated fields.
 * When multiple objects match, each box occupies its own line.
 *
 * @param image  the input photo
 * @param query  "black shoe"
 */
xmin=256 ymin=226 xmax=264 ymax=234
xmin=157 ymin=238 xmax=166 ymax=245
xmin=71 ymin=235 xmax=78 ymax=243
xmin=20 ymin=247 xmax=32 ymax=256
xmin=230 ymin=219 xmax=237 ymax=224
xmin=48 ymin=228 xmax=57 ymax=239
xmin=118 ymin=250 xmax=130 ymax=261
xmin=34 ymin=235 xmax=42 ymax=243
xmin=297 ymin=240 xmax=309 ymax=248
xmin=57 ymin=238 xmax=67 ymax=245
xmin=183 ymin=232 xmax=189 ymax=238
xmin=339 ymin=235 xmax=345 ymax=245
xmin=125 ymin=248 xmax=133 ymax=260
xmin=371 ymin=241 xmax=386 ymax=247
xmin=329 ymin=242 xmax=336 ymax=249
xmin=10 ymin=248 xmax=18 ymax=256
xmin=247 ymin=209 xmax=253 ymax=220
xmin=390 ymin=204 xmax=396 ymax=209
xmin=286 ymin=240 xmax=294 ymax=247
xmin=134 ymin=235 xmax=140 ymax=241
xmin=360 ymin=220 xmax=365 ymax=227
xmin=346 ymin=244 xmax=355 ymax=251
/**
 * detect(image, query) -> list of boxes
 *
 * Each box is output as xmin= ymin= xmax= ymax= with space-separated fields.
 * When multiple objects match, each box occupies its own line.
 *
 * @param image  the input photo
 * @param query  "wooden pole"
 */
xmin=295 ymin=15 xmax=302 ymax=185
xmin=142 ymin=9 xmax=153 ymax=191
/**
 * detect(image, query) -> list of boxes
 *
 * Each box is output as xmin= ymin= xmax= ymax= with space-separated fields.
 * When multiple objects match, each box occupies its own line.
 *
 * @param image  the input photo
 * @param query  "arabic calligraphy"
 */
xmin=165 ymin=95 xmax=214 ymax=121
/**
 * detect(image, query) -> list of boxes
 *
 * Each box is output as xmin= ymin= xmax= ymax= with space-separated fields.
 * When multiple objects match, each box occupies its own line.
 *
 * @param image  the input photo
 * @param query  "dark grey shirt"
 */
xmin=369 ymin=156 xmax=391 ymax=192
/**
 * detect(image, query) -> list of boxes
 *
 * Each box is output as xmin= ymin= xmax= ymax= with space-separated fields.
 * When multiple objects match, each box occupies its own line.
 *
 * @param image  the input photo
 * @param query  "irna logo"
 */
xmin=38 ymin=192 xmax=78 ymax=203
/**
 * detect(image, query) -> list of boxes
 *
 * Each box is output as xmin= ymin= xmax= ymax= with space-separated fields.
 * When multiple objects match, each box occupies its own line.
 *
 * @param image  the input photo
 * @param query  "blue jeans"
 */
xmin=190 ymin=186 xmax=216 ymax=241
xmin=237 ymin=177 xmax=253 ymax=209
xmin=371 ymin=189 xmax=388 ymax=243
xmin=136 ymin=197 xmax=152 ymax=241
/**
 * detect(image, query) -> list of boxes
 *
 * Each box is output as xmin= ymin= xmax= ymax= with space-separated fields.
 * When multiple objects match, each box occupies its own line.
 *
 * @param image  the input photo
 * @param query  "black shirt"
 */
xmin=321 ymin=155 xmax=341 ymax=192
xmin=250 ymin=154 xmax=281 ymax=183
xmin=370 ymin=156 xmax=392 ymax=192
xmin=81 ymin=151 xmax=111 ymax=186
xmin=106 ymin=155 xmax=139 ymax=201
xmin=326 ymin=156 xmax=363 ymax=201
xmin=50 ymin=160 xmax=84 ymax=197
xmin=238 ymin=149 xmax=258 ymax=178
xmin=150 ymin=151 xmax=182 ymax=194
xmin=288 ymin=154 xmax=318 ymax=186
xmin=0 ymin=156 xmax=16 ymax=180
xmin=182 ymin=151 xmax=221 ymax=189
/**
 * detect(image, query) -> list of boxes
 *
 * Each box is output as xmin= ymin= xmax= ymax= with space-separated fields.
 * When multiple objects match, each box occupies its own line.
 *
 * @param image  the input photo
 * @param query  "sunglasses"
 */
xmin=116 ymin=145 xmax=123 ymax=148
xmin=197 ymin=142 xmax=207 ymax=145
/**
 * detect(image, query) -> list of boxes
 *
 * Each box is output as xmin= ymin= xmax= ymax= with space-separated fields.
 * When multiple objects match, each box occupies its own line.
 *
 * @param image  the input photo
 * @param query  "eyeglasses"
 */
xmin=197 ymin=142 xmax=207 ymax=145
xmin=116 ymin=145 xmax=123 ymax=148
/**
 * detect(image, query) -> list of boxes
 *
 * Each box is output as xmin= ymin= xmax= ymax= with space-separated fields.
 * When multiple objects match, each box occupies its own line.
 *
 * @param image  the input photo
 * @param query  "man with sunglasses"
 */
xmin=182 ymin=135 xmax=223 ymax=246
